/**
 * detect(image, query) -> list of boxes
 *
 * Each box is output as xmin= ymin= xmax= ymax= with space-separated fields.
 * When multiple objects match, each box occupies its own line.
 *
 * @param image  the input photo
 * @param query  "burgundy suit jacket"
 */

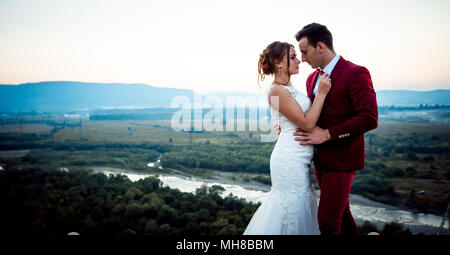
xmin=306 ymin=56 xmax=378 ymax=172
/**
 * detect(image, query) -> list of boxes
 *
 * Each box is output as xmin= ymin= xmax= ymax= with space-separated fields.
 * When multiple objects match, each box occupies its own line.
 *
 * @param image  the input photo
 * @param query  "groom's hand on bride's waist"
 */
xmin=293 ymin=126 xmax=331 ymax=145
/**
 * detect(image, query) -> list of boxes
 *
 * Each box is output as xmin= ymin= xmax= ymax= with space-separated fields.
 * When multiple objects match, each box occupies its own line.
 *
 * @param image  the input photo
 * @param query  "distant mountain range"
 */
xmin=376 ymin=90 xmax=450 ymax=107
xmin=0 ymin=81 xmax=194 ymax=112
xmin=0 ymin=81 xmax=449 ymax=112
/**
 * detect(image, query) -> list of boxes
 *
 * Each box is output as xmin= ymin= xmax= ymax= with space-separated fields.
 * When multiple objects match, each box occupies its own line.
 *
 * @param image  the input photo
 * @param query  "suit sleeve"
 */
xmin=328 ymin=66 xmax=378 ymax=140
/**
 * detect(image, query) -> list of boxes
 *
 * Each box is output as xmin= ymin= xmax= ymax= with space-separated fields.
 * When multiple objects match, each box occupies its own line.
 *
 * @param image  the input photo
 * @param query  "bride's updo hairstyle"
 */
xmin=258 ymin=41 xmax=293 ymax=83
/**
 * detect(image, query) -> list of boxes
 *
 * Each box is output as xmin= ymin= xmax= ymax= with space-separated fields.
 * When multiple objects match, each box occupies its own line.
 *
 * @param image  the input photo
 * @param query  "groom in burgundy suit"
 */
xmin=293 ymin=23 xmax=378 ymax=235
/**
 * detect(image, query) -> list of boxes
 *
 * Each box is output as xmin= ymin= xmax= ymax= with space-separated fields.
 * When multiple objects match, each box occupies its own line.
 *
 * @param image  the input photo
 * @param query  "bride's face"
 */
xmin=280 ymin=47 xmax=300 ymax=76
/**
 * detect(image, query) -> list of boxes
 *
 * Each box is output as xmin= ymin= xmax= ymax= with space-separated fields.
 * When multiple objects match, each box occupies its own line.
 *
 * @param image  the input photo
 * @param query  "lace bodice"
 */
xmin=265 ymin=84 xmax=312 ymax=132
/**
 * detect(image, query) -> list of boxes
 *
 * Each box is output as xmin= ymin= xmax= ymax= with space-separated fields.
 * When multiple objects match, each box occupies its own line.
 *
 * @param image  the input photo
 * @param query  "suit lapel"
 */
xmin=307 ymin=72 xmax=318 ymax=101
xmin=330 ymin=56 xmax=346 ymax=82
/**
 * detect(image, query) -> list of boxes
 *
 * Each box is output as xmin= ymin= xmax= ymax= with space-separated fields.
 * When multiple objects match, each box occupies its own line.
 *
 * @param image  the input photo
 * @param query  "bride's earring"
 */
xmin=278 ymin=66 xmax=282 ymax=76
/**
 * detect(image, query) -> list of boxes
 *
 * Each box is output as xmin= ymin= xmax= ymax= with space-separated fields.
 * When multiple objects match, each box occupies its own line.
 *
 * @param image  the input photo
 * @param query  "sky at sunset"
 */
xmin=1 ymin=0 xmax=449 ymax=94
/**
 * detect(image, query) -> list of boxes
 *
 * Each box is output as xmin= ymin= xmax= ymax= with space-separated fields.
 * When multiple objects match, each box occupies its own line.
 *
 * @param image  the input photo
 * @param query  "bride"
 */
xmin=243 ymin=41 xmax=331 ymax=235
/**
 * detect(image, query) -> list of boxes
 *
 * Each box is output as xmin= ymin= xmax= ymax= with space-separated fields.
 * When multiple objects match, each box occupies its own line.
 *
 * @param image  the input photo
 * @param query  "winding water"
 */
xmin=91 ymin=167 xmax=447 ymax=235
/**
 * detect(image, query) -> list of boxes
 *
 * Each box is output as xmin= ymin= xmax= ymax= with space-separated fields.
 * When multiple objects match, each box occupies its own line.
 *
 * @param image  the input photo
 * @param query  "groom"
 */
xmin=293 ymin=23 xmax=378 ymax=235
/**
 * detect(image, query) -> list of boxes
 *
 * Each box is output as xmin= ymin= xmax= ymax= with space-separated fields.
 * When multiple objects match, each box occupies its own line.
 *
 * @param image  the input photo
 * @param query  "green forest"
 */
xmin=0 ymin=167 xmax=259 ymax=235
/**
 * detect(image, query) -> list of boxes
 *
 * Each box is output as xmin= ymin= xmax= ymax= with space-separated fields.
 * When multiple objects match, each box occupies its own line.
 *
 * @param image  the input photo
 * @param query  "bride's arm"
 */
xmin=269 ymin=76 xmax=331 ymax=132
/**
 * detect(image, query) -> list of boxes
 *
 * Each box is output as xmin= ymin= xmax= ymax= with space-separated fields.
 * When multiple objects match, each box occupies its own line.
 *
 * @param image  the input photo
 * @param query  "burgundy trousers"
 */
xmin=314 ymin=167 xmax=360 ymax=235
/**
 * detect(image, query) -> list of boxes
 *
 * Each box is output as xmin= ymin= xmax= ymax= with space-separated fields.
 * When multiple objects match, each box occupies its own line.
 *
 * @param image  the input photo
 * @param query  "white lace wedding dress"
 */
xmin=243 ymin=84 xmax=320 ymax=235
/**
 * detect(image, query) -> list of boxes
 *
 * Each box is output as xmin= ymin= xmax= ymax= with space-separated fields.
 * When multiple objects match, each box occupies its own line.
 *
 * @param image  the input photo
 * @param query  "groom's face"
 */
xmin=298 ymin=37 xmax=320 ymax=69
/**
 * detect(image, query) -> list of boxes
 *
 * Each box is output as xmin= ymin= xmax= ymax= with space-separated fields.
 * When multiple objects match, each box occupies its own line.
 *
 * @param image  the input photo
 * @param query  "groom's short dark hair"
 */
xmin=295 ymin=23 xmax=334 ymax=52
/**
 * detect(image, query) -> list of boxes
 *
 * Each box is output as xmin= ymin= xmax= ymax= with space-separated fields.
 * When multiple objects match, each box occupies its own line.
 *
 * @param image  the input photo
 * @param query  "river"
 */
xmin=89 ymin=166 xmax=448 ymax=235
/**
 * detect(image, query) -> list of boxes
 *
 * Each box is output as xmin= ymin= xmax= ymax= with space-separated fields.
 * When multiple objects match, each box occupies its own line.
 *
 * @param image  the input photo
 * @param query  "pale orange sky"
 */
xmin=0 ymin=0 xmax=449 ymax=94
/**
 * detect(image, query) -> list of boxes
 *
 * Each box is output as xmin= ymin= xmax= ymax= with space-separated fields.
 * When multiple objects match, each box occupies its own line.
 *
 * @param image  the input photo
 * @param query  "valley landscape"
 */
xmin=0 ymin=82 xmax=449 ymax=235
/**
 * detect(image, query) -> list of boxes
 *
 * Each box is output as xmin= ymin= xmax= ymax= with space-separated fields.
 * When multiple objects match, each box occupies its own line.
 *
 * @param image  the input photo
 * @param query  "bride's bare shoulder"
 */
xmin=268 ymin=85 xmax=289 ymax=97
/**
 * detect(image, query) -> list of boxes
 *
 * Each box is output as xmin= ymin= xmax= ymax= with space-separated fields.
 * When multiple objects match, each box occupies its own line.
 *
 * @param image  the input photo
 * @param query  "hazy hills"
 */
xmin=0 ymin=81 xmax=194 ymax=112
xmin=376 ymin=89 xmax=450 ymax=107
xmin=0 ymin=81 xmax=449 ymax=112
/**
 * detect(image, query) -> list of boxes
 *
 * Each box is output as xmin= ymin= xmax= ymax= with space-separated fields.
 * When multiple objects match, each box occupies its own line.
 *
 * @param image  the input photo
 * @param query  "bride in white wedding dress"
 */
xmin=243 ymin=41 xmax=331 ymax=235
